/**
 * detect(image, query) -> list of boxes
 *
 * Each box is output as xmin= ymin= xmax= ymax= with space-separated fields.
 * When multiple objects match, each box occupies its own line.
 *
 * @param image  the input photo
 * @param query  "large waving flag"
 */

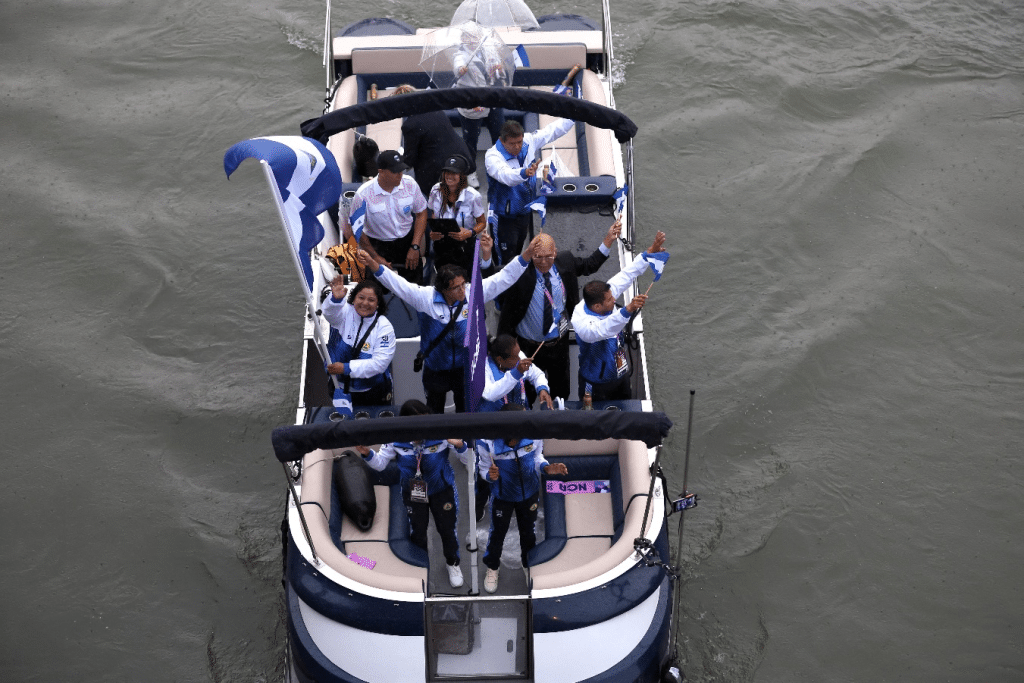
xmin=224 ymin=136 xmax=341 ymax=291
xmin=642 ymin=251 xmax=671 ymax=281
xmin=612 ymin=184 xmax=628 ymax=220
xmin=464 ymin=239 xmax=488 ymax=413
xmin=526 ymin=195 xmax=548 ymax=228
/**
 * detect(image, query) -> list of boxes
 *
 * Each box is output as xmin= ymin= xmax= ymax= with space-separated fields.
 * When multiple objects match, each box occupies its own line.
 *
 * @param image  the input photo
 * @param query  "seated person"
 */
xmin=479 ymin=333 xmax=554 ymax=412
xmin=476 ymin=404 xmax=568 ymax=593
xmin=497 ymin=221 xmax=622 ymax=401
xmin=322 ymin=277 xmax=396 ymax=406
xmin=355 ymin=400 xmax=469 ymax=588
xmin=355 ymin=238 xmax=535 ymax=414
xmin=572 ymin=230 xmax=668 ymax=401
xmin=485 ymin=118 xmax=576 ymax=267
xmin=427 ymin=154 xmax=486 ymax=273
xmin=348 ymin=150 xmax=428 ymax=284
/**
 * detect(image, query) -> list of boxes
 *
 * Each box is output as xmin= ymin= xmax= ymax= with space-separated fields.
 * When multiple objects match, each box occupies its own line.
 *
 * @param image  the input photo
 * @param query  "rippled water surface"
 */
xmin=2 ymin=1 xmax=1023 ymax=680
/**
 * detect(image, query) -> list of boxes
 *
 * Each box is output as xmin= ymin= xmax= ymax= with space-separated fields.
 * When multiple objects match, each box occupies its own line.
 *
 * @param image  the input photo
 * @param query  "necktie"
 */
xmin=542 ymin=271 xmax=553 ymax=336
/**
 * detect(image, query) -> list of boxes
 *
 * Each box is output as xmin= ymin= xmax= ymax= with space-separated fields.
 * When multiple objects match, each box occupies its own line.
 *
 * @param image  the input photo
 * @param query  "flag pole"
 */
xmin=259 ymin=161 xmax=338 ymax=387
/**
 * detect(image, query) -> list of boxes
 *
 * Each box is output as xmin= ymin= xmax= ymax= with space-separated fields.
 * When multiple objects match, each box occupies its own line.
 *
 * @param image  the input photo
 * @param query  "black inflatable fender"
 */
xmin=332 ymin=452 xmax=376 ymax=532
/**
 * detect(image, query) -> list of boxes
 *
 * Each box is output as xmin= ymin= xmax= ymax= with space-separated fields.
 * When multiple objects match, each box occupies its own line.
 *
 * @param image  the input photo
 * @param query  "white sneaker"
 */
xmin=484 ymin=568 xmax=499 ymax=594
xmin=467 ymin=171 xmax=480 ymax=188
xmin=447 ymin=563 xmax=464 ymax=588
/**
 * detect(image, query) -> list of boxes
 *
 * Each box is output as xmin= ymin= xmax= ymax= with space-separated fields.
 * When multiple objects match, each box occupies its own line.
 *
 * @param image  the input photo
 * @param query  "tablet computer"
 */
xmin=427 ymin=218 xmax=460 ymax=235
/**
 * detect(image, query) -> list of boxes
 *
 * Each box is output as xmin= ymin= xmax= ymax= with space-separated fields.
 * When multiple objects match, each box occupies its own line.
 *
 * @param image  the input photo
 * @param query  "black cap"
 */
xmin=377 ymin=150 xmax=410 ymax=173
xmin=441 ymin=154 xmax=470 ymax=175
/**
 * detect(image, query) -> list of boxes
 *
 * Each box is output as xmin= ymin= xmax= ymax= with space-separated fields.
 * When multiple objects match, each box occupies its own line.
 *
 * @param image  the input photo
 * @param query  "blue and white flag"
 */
xmin=552 ymin=83 xmax=571 ymax=96
xmin=464 ymin=239 xmax=488 ymax=413
xmin=526 ymin=195 xmax=547 ymax=227
xmin=612 ymin=184 xmax=628 ymax=219
xmin=539 ymin=156 xmax=558 ymax=195
xmin=642 ymin=251 xmax=670 ymax=281
xmin=349 ymin=202 xmax=367 ymax=243
xmin=224 ymin=136 xmax=341 ymax=292
xmin=332 ymin=386 xmax=353 ymax=419
xmin=513 ymin=44 xmax=530 ymax=68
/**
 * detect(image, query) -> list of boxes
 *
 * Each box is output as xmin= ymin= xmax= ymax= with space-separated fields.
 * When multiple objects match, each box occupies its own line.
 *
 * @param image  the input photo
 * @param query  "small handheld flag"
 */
xmin=526 ymin=195 xmax=548 ymax=227
xmin=513 ymin=44 xmax=530 ymax=68
xmin=349 ymin=202 xmax=367 ymax=243
xmin=612 ymin=185 xmax=628 ymax=220
xmin=642 ymin=251 xmax=670 ymax=281
xmin=332 ymin=386 xmax=353 ymax=419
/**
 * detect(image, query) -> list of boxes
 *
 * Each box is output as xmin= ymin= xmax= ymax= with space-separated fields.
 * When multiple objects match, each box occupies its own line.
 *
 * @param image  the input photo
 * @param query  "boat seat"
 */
xmin=300 ymin=449 xmax=427 ymax=593
xmin=528 ymin=438 xmax=652 ymax=591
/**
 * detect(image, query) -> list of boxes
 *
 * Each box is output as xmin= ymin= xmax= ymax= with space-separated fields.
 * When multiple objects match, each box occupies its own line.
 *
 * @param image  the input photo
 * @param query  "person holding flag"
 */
xmin=478 ymin=334 xmax=554 ymax=412
xmin=485 ymin=118 xmax=575 ymax=267
xmin=496 ymin=221 xmax=621 ymax=401
xmin=572 ymin=230 xmax=669 ymax=402
xmin=355 ymin=236 xmax=536 ymax=414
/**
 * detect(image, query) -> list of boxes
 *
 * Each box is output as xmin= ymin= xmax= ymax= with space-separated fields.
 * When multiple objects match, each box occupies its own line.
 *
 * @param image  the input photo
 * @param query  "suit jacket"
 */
xmin=402 ymin=111 xmax=475 ymax=197
xmin=497 ymin=247 xmax=609 ymax=338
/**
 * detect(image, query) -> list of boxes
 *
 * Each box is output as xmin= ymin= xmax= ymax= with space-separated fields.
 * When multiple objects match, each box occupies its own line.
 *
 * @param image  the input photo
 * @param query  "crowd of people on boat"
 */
xmin=323 ymin=105 xmax=669 ymax=592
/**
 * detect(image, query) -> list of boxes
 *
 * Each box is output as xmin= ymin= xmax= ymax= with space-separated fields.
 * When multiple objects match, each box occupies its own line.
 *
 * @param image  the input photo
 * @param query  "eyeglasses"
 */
xmin=446 ymin=281 xmax=467 ymax=292
xmin=534 ymin=254 xmax=556 ymax=261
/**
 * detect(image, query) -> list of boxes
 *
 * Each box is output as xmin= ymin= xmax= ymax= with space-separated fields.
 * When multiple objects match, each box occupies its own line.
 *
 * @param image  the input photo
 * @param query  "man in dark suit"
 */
xmin=497 ymin=220 xmax=622 ymax=401
xmin=394 ymin=86 xmax=476 ymax=198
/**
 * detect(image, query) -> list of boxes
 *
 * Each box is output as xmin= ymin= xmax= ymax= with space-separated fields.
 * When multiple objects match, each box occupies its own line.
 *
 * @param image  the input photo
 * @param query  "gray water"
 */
xmin=2 ymin=0 xmax=1022 ymax=681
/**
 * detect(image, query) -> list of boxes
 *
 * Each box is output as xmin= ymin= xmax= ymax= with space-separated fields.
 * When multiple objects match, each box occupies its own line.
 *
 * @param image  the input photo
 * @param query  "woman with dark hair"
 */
xmin=322 ymin=275 xmax=395 ymax=406
xmin=356 ymin=238 xmax=535 ymax=414
xmin=427 ymin=153 xmax=487 ymax=273
xmin=355 ymin=399 xmax=469 ymax=588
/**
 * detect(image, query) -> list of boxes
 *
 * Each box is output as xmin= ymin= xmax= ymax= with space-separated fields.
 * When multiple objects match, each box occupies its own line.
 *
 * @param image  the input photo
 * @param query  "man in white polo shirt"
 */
xmin=348 ymin=150 xmax=429 ymax=284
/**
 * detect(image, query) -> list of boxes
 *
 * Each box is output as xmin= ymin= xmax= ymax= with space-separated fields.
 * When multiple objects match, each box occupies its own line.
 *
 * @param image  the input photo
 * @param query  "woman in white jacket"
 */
xmin=321 ymin=276 xmax=396 ymax=406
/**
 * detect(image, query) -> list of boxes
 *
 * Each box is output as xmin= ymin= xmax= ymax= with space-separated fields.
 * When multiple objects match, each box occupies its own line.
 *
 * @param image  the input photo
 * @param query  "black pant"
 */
xmin=403 ymin=484 xmax=460 ymax=566
xmin=483 ymin=490 xmax=540 ymax=570
xmin=422 ymin=366 xmax=466 ymax=414
xmin=351 ymin=375 xmax=393 ymax=407
xmin=368 ymin=233 xmax=421 ymax=285
xmin=495 ymin=213 xmax=532 ymax=267
xmin=579 ymin=371 xmax=632 ymax=402
xmin=517 ymin=335 xmax=570 ymax=402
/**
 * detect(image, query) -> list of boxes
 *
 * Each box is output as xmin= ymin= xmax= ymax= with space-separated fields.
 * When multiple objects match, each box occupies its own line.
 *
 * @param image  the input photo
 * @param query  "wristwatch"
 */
xmin=410 ymin=244 xmax=420 ymax=251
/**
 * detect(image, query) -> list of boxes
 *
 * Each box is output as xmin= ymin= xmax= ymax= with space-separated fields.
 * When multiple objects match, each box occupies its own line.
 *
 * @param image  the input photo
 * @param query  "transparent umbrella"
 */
xmin=419 ymin=22 xmax=515 ymax=91
xmin=450 ymin=0 xmax=539 ymax=30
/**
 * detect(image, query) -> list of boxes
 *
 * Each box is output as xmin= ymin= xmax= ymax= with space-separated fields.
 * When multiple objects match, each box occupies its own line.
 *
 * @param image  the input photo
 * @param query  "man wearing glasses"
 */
xmin=496 ymin=220 xmax=621 ymax=401
xmin=357 ymin=236 xmax=537 ymax=413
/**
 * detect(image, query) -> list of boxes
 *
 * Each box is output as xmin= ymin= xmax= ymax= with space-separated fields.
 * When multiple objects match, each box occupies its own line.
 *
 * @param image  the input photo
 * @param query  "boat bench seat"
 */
xmin=327 ymin=67 xmax=617 ymax=193
xmin=300 ymin=449 xmax=427 ymax=594
xmin=528 ymin=438 xmax=651 ymax=591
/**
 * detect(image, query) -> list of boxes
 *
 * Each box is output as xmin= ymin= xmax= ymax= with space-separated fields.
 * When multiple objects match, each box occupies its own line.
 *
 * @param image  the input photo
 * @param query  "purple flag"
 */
xmin=464 ymin=239 xmax=488 ymax=413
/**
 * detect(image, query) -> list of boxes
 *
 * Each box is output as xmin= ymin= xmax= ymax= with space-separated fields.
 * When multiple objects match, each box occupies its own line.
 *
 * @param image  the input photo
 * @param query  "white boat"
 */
xmin=233 ymin=1 xmax=696 ymax=681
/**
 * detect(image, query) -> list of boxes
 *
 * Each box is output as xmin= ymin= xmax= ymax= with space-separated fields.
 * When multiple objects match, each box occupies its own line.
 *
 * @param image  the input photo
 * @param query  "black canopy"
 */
xmin=300 ymin=86 xmax=638 ymax=144
xmin=272 ymin=410 xmax=672 ymax=462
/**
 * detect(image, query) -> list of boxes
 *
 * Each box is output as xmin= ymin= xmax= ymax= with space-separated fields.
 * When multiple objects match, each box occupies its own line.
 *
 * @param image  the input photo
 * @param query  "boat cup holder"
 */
xmin=354 ymin=411 xmax=371 ymax=420
xmin=329 ymin=411 xmax=347 ymax=422
xmin=343 ymin=190 xmax=356 ymax=199
xmin=378 ymin=410 xmax=395 ymax=418
xmin=604 ymin=405 xmax=621 ymax=411
xmin=584 ymin=183 xmax=600 ymax=192
xmin=560 ymin=182 xmax=577 ymax=193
